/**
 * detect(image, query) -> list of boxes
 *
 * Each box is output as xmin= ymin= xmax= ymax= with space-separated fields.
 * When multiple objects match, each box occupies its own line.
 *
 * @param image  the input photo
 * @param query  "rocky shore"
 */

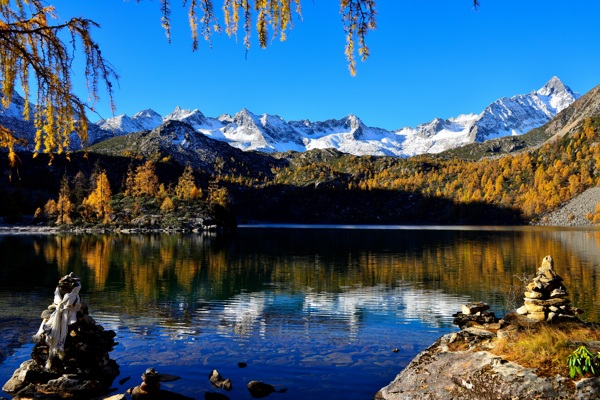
xmin=375 ymin=256 xmax=600 ymax=400
xmin=0 ymin=218 xmax=219 ymax=235
xmin=374 ymin=327 xmax=600 ymax=400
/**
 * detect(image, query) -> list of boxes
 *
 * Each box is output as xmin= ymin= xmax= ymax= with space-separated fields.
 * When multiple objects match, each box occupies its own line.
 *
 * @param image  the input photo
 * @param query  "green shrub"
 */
xmin=567 ymin=345 xmax=600 ymax=378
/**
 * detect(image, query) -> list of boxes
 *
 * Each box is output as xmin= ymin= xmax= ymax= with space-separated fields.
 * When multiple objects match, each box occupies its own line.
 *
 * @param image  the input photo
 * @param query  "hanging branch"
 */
xmin=0 ymin=0 xmax=117 ymax=163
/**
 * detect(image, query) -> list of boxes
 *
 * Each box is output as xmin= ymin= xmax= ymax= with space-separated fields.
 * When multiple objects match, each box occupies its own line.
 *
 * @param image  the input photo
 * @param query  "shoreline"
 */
xmin=1 ymin=222 xmax=600 ymax=235
xmin=4 ymin=185 xmax=600 ymax=233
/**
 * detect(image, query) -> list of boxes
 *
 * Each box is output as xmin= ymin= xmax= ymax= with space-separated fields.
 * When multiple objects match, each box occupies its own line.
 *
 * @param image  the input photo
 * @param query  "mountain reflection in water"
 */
xmin=1 ymin=226 xmax=600 ymax=399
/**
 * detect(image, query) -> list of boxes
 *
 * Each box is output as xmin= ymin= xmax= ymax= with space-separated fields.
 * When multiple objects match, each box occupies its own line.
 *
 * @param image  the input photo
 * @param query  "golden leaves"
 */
xmin=0 ymin=0 xmax=117 ymax=161
xmin=340 ymin=0 xmax=376 ymax=76
xmin=132 ymin=160 xmax=160 ymax=197
xmin=0 ymin=124 xmax=20 ymax=166
xmin=160 ymin=0 xmax=171 ymax=41
xmin=82 ymin=170 xmax=113 ymax=224
xmin=175 ymin=165 xmax=202 ymax=201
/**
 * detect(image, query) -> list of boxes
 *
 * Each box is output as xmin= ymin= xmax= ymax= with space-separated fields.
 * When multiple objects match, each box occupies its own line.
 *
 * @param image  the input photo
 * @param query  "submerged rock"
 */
xmin=247 ymin=380 xmax=287 ymax=398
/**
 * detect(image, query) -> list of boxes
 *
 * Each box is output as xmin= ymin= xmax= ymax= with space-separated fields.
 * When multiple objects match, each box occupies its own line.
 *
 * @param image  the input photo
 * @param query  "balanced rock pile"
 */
xmin=516 ymin=255 xmax=583 ymax=322
xmin=452 ymin=302 xmax=500 ymax=330
xmin=2 ymin=272 xmax=120 ymax=399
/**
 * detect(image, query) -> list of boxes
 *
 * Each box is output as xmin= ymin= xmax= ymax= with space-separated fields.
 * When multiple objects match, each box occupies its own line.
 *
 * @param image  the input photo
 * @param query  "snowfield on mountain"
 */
xmin=0 ymin=77 xmax=580 ymax=157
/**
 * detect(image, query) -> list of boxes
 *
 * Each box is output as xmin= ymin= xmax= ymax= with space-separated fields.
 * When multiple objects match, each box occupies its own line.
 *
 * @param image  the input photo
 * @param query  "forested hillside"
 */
xmin=228 ymin=117 xmax=600 ymax=224
xmin=1 ymin=116 xmax=600 ymax=227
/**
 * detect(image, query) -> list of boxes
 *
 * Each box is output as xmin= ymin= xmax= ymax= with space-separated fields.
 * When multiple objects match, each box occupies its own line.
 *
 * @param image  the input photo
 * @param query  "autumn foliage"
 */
xmin=13 ymin=117 xmax=600 ymax=228
xmin=267 ymin=118 xmax=600 ymax=223
xmin=175 ymin=166 xmax=202 ymax=201
xmin=37 ymin=160 xmax=218 ymax=227
xmin=81 ymin=171 xmax=112 ymax=224
xmin=0 ymin=0 xmax=116 ymax=162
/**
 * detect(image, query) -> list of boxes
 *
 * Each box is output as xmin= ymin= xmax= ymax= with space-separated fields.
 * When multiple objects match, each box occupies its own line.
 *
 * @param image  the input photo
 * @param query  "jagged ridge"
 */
xmin=94 ymin=76 xmax=581 ymax=157
xmin=0 ymin=77 xmax=580 ymax=157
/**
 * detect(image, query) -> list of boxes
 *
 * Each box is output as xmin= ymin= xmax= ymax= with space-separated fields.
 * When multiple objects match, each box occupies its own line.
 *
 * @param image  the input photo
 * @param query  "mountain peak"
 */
xmin=132 ymin=108 xmax=163 ymax=131
xmin=535 ymin=76 xmax=579 ymax=114
xmin=165 ymin=106 xmax=205 ymax=120
xmin=234 ymin=108 xmax=259 ymax=125
xmin=343 ymin=114 xmax=363 ymax=129
xmin=133 ymin=108 xmax=161 ymax=119
xmin=237 ymin=108 xmax=255 ymax=117
xmin=538 ymin=76 xmax=569 ymax=96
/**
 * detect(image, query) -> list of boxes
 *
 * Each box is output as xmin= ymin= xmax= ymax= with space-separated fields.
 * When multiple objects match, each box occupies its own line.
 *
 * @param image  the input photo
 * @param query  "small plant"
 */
xmin=567 ymin=345 xmax=600 ymax=378
xmin=503 ymin=273 xmax=533 ymax=312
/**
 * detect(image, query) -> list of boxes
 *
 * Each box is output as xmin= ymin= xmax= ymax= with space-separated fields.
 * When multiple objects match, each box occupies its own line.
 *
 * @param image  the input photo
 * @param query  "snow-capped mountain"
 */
xmin=395 ymin=76 xmax=580 ymax=156
xmin=93 ymin=76 xmax=579 ymax=157
xmin=1 ymin=77 xmax=580 ymax=157
xmin=221 ymin=109 xmax=306 ymax=151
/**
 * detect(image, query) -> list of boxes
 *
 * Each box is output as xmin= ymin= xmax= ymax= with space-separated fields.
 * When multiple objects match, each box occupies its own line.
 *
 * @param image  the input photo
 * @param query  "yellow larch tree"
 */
xmin=0 ymin=0 xmax=116 ymax=163
xmin=43 ymin=198 xmax=57 ymax=220
xmin=56 ymin=175 xmax=73 ymax=225
xmin=156 ymin=183 xmax=169 ymax=202
xmin=123 ymin=163 xmax=136 ymax=196
xmin=160 ymin=196 xmax=175 ymax=213
xmin=175 ymin=165 xmax=202 ymax=201
xmin=132 ymin=160 xmax=159 ymax=197
xmin=81 ymin=171 xmax=113 ymax=224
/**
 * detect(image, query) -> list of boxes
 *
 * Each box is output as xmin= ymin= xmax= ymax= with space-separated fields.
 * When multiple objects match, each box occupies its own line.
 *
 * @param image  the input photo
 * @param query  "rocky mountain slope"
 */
xmin=441 ymin=81 xmax=600 ymax=160
xmin=536 ymin=187 xmax=600 ymax=226
xmin=93 ymin=76 xmax=578 ymax=157
xmin=89 ymin=120 xmax=282 ymax=178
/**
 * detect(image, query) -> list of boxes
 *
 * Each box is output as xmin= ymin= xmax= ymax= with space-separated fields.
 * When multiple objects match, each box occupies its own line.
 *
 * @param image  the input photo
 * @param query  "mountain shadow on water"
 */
xmin=231 ymin=185 xmax=526 ymax=225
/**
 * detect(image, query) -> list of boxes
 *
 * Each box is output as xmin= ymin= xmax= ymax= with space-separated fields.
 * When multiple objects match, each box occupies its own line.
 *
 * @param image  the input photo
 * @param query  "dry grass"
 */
xmin=490 ymin=322 xmax=600 ymax=377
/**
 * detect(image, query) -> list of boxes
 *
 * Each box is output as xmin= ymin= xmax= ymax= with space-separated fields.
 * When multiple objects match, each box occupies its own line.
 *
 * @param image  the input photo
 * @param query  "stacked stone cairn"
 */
xmin=516 ymin=255 xmax=583 ymax=322
xmin=2 ymin=272 xmax=120 ymax=399
xmin=452 ymin=302 xmax=500 ymax=330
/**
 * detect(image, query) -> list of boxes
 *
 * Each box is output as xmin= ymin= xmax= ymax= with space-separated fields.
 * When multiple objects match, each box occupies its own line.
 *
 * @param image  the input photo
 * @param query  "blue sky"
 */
xmin=52 ymin=0 xmax=600 ymax=130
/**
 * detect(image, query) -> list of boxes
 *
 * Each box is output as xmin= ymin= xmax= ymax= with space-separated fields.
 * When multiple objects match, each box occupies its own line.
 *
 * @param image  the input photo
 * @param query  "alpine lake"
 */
xmin=1 ymin=225 xmax=600 ymax=399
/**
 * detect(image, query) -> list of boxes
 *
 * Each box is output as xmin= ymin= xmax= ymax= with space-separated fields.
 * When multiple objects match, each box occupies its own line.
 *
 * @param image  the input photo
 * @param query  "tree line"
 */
xmin=258 ymin=117 xmax=600 ymax=224
xmin=5 ymin=117 xmax=600 ymax=227
xmin=39 ymin=160 xmax=232 ymax=229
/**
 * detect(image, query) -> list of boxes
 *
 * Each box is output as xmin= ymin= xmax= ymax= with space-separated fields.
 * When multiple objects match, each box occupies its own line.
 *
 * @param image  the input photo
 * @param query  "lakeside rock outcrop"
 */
xmin=2 ymin=273 xmax=119 ymax=399
xmin=375 ymin=256 xmax=600 ymax=400
xmin=374 ymin=329 xmax=600 ymax=400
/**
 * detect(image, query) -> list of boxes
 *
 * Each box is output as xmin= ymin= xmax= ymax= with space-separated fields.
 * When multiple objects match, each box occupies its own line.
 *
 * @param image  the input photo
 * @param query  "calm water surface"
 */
xmin=1 ymin=225 xmax=600 ymax=399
